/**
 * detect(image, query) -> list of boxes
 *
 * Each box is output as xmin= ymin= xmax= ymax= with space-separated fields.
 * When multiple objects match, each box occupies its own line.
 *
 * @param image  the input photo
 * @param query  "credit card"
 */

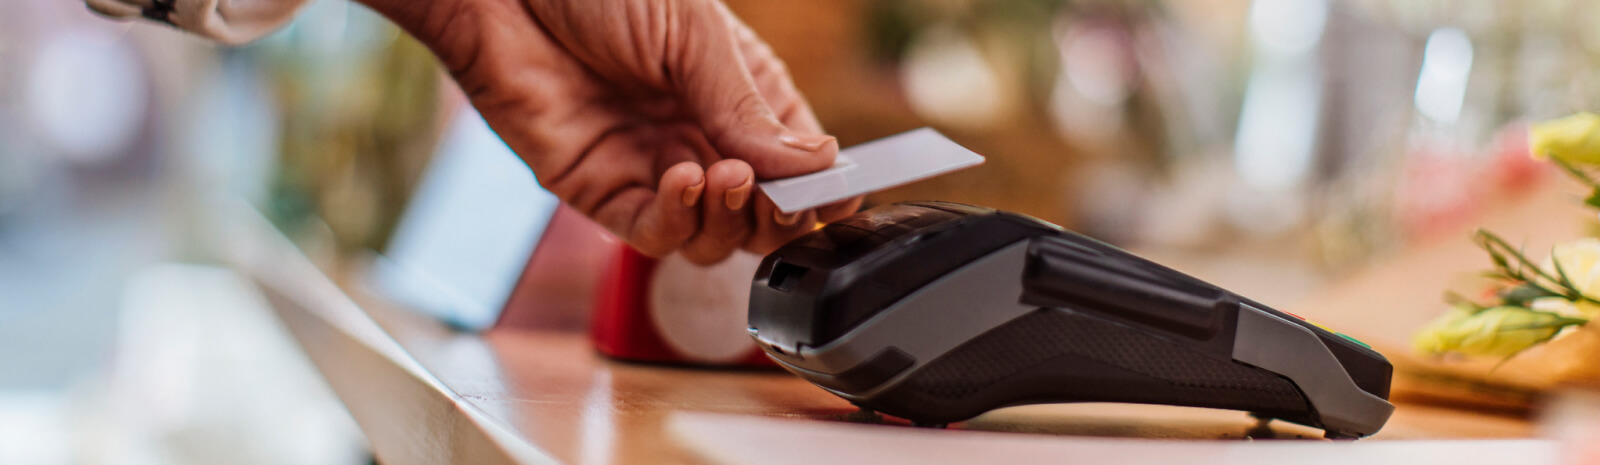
xmin=759 ymin=128 xmax=985 ymax=213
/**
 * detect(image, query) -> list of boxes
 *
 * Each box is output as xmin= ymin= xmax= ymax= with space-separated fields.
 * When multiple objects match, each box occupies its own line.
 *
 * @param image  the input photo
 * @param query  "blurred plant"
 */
xmin=1414 ymin=112 xmax=1600 ymax=359
xmin=1411 ymin=232 xmax=1596 ymax=358
xmin=1415 ymin=304 xmax=1586 ymax=358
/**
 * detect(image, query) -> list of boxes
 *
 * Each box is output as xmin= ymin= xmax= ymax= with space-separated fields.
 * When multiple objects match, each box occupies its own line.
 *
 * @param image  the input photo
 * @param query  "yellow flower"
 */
xmin=1413 ymin=306 xmax=1578 ymax=357
xmin=1530 ymin=112 xmax=1600 ymax=164
xmin=1414 ymin=303 xmax=1475 ymax=355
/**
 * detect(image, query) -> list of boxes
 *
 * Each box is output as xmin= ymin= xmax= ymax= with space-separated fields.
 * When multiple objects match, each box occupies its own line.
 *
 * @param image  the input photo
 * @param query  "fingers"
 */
xmin=815 ymin=197 xmax=865 ymax=223
xmin=674 ymin=0 xmax=837 ymax=179
xmin=743 ymin=193 xmax=819 ymax=255
xmin=624 ymin=161 xmax=704 ymax=257
xmin=200 ymin=0 xmax=315 ymax=45
xmin=680 ymin=159 xmax=756 ymax=264
xmin=678 ymin=160 xmax=855 ymax=264
xmin=85 ymin=0 xmax=142 ymax=19
xmin=86 ymin=0 xmax=311 ymax=44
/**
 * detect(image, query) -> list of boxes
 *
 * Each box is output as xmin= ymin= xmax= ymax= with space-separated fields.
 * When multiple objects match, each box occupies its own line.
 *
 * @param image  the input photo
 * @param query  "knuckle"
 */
xmin=727 ymin=92 xmax=770 ymax=127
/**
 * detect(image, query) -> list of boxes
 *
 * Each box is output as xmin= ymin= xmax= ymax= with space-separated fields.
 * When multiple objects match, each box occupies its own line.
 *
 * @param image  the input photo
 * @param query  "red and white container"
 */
xmin=590 ymin=246 xmax=773 ymax=366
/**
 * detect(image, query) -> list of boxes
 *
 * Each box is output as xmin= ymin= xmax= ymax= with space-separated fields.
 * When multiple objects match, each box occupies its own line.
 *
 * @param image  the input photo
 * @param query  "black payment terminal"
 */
xmin=747 ymin=201 xmax=1393 ymax=439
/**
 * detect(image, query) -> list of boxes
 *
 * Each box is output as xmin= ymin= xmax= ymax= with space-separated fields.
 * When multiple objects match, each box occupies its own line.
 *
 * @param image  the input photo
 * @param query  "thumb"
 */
xmin=675 ymin=2 xmax=836 ymax=180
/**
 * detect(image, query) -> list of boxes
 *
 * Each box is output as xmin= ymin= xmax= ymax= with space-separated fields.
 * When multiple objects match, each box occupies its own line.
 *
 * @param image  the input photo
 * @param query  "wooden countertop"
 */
xmin=287 ymin=290 xmax=1538 ymax=465
xmin=223 ymin=190 xmax=1556 ymax=464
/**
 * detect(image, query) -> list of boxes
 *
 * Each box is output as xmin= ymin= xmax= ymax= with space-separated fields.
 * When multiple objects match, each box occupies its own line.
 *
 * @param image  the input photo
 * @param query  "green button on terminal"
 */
xmin=1337 ymin=332 xmax=1371 ymax=349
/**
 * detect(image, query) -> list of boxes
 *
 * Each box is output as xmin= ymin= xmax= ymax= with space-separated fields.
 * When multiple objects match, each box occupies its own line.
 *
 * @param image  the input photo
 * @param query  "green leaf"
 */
xmin=1497 ymin=318 xmax=1590 ymax=331
xmin=1498 ymin=284 xmax=1561 ymax=308
xmin=1482 ymin=273 xmax=1513 ymax=282
xmin=1553 ymin=246 xmax=1581 ymax=293
xmin=1586 ymin=188 xmax=1600 ymax=210
xmin=1474 ymin=230 xmax=1600 ymax=304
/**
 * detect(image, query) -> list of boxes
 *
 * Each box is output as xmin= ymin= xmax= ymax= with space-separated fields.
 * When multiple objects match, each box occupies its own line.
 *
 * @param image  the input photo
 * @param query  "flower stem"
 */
xmin=1475 ymin=229 xmax=1600 ymax=305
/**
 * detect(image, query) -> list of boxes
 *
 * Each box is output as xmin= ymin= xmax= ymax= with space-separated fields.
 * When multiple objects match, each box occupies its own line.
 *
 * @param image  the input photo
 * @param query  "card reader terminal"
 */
xmin=747 ymin=202 xmax=1393 ymax=438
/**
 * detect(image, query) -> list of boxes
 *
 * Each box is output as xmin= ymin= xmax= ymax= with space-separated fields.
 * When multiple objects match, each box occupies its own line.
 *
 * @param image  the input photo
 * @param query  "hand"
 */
xmin=85 ymin=0 xmax=310 ymax=45
xmin=382 ymin=0 xmax=863 ymax=263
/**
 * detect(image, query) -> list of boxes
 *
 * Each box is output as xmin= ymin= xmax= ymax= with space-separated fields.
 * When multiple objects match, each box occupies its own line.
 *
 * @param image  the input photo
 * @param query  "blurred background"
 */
xmin=3 ymin=0 xmax=1599 ymax=462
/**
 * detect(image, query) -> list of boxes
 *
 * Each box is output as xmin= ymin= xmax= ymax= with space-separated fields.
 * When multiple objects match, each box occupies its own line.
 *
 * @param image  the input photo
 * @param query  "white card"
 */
xmin=759 ymin=128 xmax=985 ymax=213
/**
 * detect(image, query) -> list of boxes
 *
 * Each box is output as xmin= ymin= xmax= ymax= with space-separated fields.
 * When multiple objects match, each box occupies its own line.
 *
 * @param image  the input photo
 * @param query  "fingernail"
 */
xmin=779 ymin=133 xmax=835 ymax=152
xmin=724 ymin=176 xmax=754 ymax=210
xmin=775 ymin=209 xmax=801 ymax=226
xmin=682 ymin=179 xmax=705 ymax=207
